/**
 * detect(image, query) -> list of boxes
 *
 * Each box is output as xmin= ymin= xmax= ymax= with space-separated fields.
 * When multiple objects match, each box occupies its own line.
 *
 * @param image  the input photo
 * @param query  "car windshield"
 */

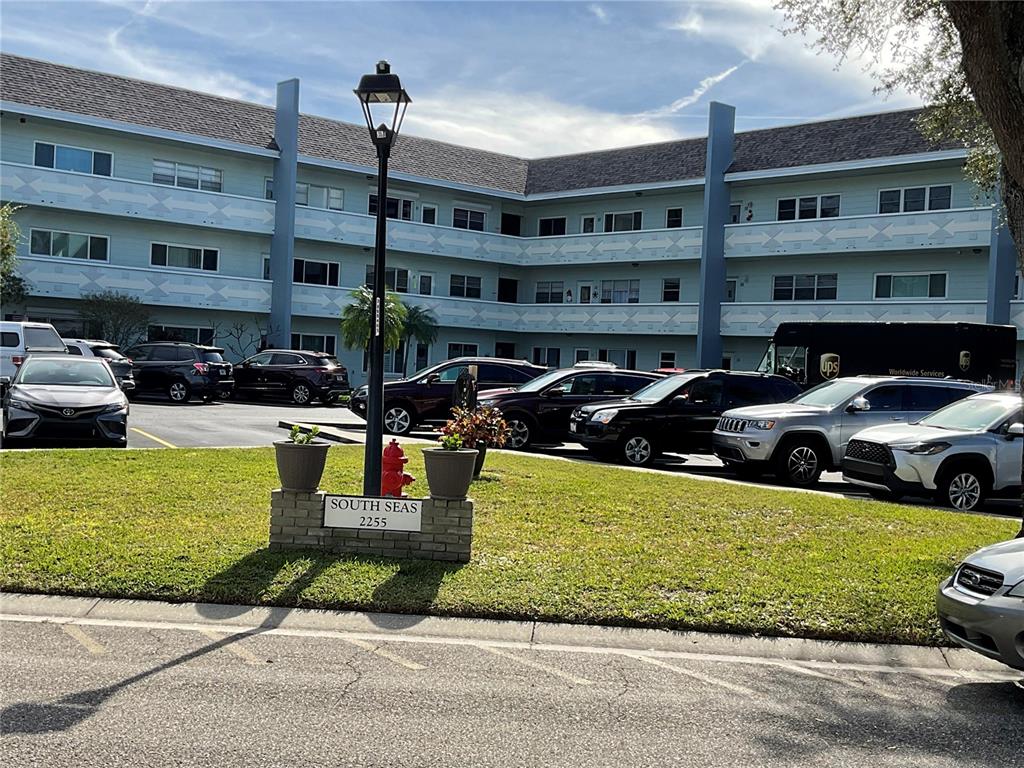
xmin=317 ymin=356 xmax=340 ymax=368
xmin=917 ymin=397 xmax=1016 ymax=431
xmin=628 ymin=374 xmax=698 ymax=403
xmin=202 ymin=351 xmax=226 ymax=363
xmin=92 ymin=347 xmax=125 ymax=361
xmin=24 ymin=326 xmax=65 ymax=350
xmin=18 ymin=359 xmax=114 ymax=387
xmin=791 ymin=379 xmax=866 ymax=408
xmin=517 ymin=369 xmax=571 ymax=393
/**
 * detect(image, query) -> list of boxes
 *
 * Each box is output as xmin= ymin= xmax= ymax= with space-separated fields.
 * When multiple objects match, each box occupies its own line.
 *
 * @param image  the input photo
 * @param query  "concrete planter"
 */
xmin=423 ymin=448 xmax=478 ymax=500
xmin=274 ymin=440 xmax=330 ymax=492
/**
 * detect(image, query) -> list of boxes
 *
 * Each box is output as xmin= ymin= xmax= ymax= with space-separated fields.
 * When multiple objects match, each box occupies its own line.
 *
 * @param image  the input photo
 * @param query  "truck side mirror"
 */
xmin=847 ymin=396 xmax=870 ymax=413
xmin=1006 ymin=423 xmax=1023 ymax=440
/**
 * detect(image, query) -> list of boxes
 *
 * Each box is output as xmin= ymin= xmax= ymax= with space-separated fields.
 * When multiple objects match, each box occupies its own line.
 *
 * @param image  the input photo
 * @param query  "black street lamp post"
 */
xmin=354 ymin=61 xmax=410 ymax=495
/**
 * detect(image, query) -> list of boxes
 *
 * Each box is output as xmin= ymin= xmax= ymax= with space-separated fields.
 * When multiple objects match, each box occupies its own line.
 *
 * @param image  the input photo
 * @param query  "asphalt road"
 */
xmin=2 ymin=615 xmax=1021 ymax=768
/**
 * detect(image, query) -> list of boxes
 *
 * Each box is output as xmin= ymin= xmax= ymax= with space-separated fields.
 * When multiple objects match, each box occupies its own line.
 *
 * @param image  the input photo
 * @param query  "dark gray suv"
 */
xmin=125 ymin=342 xmax=234 ymax=403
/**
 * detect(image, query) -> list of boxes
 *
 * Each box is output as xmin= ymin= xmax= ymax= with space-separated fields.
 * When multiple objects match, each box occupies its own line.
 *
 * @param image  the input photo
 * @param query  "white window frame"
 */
xmin=148 ymin=324 xmax=215 ymax=345
xmin=771 ymin=273 xmax=838 ymax=302
xmin=600 ymin=279 xmax=640 ymax=304
xmin=152 ymin=159 xmax=222 ymax=192
xmin=447 ymin=342 xmax=479 ymax=359
xmin=365 ymin=265 xmax=410 ymax=293
xmin=33 ymin=140 xmax=113 ymax=177
xmin=729 ymin=202 xmax=743 ymax=224
xmin=292 ymin=332 xmax=337 ymax=355
xmin=574 ymin=348 xmax=591 ymax=363
xmin=725 ymin=278 xmax=738 ymax=303
xmin=29 ymin=228 xmax=109 ymax=262
xmin=776 ymin=194 xmax=841 ymax=221
xmin=150 ymin=240 xmax=219 ymax=273
xmin=450 ymin=274 xmax=482 ymax=299
xmin=877 ymin=185 xmax=953 ymax=214
xmin=535 ymin=280 xmax=564 ymax=304
xmin=872 ymin=271 xmax=949 ymax=301
xmin=366 ymin=193 xmax=414 ymax=220
xmin=537 ymin=216 xmax=567 ymax=237
xmin=597 ymin=348 xmax=637 ymax=368
xmin=658 ymin=351 xmax=677 ymax=369
xmin=417 ymin=272 xmax=434 ymax=296
xmin=603 ymin=210 xmax=643 ymax=232
xmin=665 ymin=207 xmax=684 ymax=228
xmin=580 ymin=215 xmax=597 ymax=234
xmin=661 ymin=277 xmax=681 ymax=302
xmin=293 ymin=257 xmax=340 ymax=287
xmin=452 ymin=207 xmax=486 ymax=231
xmin=531 ymin=346 xmax=561 ymax=368
xmin=421 ymin=204 xmax=438 ymax=225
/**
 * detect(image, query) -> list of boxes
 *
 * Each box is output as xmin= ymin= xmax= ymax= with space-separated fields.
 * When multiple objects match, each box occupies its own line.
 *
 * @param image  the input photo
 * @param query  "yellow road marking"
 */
xmin=62 ymin=624 xmax=105 ymax=655
xmin=633 ymin=654 xmax=757 ymax=697
xmin=200 ymin=629 xmax=263 ymax=665
xmin=345 ymin=638 xmax=426 ymax=671
xmin=130 ymin=427 xmax=177 ymax=449
xmin=478 ymin=645 xmax=593 ymax=686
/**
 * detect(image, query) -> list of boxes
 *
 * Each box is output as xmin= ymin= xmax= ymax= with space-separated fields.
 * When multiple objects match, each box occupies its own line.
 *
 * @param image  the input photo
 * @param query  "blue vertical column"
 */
xmin=695 ymin=102 xmax=735 ymax=369
xmin=986 ymin=208 xmax=1016 ymax=325
xmin=269 ymin=78 xmax=299 ymax=348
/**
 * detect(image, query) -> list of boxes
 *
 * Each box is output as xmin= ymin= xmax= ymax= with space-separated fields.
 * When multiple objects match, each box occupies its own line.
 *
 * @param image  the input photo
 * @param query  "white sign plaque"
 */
xmin=323 ymin=495 xmax=422 ymax=532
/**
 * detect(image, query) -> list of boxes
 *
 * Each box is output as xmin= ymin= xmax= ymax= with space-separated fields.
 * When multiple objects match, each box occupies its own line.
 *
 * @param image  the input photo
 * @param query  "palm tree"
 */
xmin=400 ymin=305 xmax=440 ymax=376
xmin=340 ymin=286 xmax=406 ymax=361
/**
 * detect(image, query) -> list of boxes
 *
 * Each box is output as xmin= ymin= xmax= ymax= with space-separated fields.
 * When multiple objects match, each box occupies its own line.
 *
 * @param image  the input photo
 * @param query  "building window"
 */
xmin=415 ymin=342 xmax=430 ymax=371
xmin=532 ymin=347 xmax=561 ymax=367
xmin=421 ymin=205 xmax=437 ymax=225
xmin=150 ymin=242 xmax=218 ymax=272
xmin=418 ymin=274 xmax=433 ymax=295
xmin=538 ymin=217 xmax=567 ymax=237
xmin=604 ymin=211 xmax=643 ymax=232
xmin=447 ymin=342 xmax=478 ymax=358
xmin=365 ymin=266 xmax=410 ymax=293
xmin=291 ymin=333 xmax=337 ymax=355
xmin=729 ymin=203 xmax=742 ymax=224
xmin=659 ymin=351 xmax=676 ymax=369
xmin=453 ymin=207 xmax=486 ymax=231
xmin=725 ymin=278 xmax=737 ymax=303
xmin=148 ymin=325 xmax=215 ymax=345
xmin=368 ymin=194 xmax=413 ymax=220
xmin=581 ymin=215 xmax=596 ymax=233
xmin=34 ymin=142 xmax=111 ymax=176
xmin=29 ymin=229 xmax=108 ymax=261
xmin=772 ymin=274 xmax=837 ymax=301
xmin=265 ymin=180 xmax=343 ymax=210
xmin=152 ymin=160 xmax=222 ymax=192
xmin=450 ymin=274 xmax=482 ymax=299
xmin=662 ymin=278 xmax=680 ymax=302
xmin=598 ymin=349 xmax=637 ymax=368
xmin=574 ymin=348 xmax=590 ymax=363
xmin=600 ymin=279 xmax=640 ymax=304
xmin=777 ymin=195 xmax=840 ymax=221
xmin=362 ymin=343 xmax=406 ymax=374
xmin=666 ymin=208 xmax=683 ymax=228
xmin=535 ymin=281 xmax=564 ymax=304
xmin=874 ymin=273 xmax=947 ymax=299
xmin=878 ymin=185 xmax=953 ymax=214
xmin=292 ymin=258 xmax=339 ymax=287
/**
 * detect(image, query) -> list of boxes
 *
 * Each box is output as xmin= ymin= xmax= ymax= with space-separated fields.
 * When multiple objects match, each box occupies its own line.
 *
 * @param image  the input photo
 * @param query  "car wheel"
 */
xmin=621 ymin=433 xmax=657 ymax=467
xmin=936 ymin=468 xmax=987 ymax=512
xmin=775 ymin=440 xmax=823 ymax=486
xmin=167 ymin=380 xmax=191 ymax=404
xmin=505 ymin=416 xmax=533 ymax=450
xmin=291 ymin=382 xmax=313 ymax=406
xmin=869 ymin=489 xmax=903 ymax=502
xmin=383 ymin=403 xmax=414 ymax=436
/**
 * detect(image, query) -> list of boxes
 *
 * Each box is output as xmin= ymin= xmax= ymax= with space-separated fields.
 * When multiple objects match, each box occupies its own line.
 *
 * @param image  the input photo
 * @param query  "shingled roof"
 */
xmin=1 ymin=53 xmax=956 ymax=197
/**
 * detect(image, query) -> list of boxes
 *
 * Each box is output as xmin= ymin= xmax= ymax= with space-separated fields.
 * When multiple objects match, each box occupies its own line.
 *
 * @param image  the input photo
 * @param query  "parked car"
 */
xmin=842 ymin=391 xmax=1022 ymax=510
xmin=936 ymin=537 xmax=1024 ymax=671
xmin=0 ymin=321 xmax=67 ymax=378
xmin=476 ymin=363 xmax=662 ymax=449
xmin=570 ymin=370 xmax=802 ymax=467
xmin=233 ymin=349 xmax=350 ymax=405
xmin=712 ymin=376 xmax=990 ymax=486
xmin=63 ymin=338 xmax=135 ymax=389
xmin=1 ymin=354 xmax=129 ymax=446
xmin=123 ymin=342 xmax=234 ymax=403
xmin=350 ymin=357 xmax=548 ymax=436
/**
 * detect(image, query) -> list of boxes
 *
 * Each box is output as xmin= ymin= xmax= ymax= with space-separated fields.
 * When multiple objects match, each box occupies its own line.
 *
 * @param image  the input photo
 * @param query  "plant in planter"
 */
xmin=439 ymin=406 xmax=510 ymax=478
xmin=274 ymin=425 xmax=330 ymax=492
xmin=422 ymin=432 xmax=479 ymax=500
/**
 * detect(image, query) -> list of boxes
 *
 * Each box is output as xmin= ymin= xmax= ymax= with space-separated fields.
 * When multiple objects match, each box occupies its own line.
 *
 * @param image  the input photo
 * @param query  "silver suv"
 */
xmin=843 ymin=392 xmax=1022 ymax=511
xmin=712 ymin=376 xmax=990 ymax=487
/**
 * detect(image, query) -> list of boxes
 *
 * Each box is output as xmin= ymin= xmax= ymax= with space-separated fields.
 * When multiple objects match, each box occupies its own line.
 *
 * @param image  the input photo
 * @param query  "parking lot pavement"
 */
xmin=1 ymin=599 xmax=1021 ymax=768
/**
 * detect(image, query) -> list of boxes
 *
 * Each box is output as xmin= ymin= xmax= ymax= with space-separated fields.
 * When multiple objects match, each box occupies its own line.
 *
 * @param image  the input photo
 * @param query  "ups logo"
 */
xmin=959 ymin=350 xmax=971 ymax=371
xmin=820 ymin=353 xmax=840 ymax=380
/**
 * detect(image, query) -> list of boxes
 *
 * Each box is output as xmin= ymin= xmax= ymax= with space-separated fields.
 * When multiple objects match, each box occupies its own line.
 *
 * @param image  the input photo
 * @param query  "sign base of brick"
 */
xmin=269 ymin=490 xmax=472 ymax=563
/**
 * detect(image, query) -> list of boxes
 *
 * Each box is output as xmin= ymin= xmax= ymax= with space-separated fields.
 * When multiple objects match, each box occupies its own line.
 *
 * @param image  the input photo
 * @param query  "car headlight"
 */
xmin=353 ymin=387 xmax=368 ymax=400
xmin=1007 ymin=580 xmax=1024 ymax=598
xmin=7 ymin=397 xmax=34 ymax=411
xmin=747 ymin=420 xmax=776 ymax=430
xmin=890 ymin=441 xmax=951 ymax=455
xmin=590 ymin=409 xmax=618 ymax=424
xmin=101 ymin=401 xmax=128 ymax=414
xmin=478 ymin=399 xmax=495 ymax=408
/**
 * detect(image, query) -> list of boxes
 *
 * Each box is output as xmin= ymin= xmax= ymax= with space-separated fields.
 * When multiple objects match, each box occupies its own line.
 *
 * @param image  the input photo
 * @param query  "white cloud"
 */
xmin=588 ymin=4 xmax=609 ymax=24
xmin=403 ymin=89 xmax=683 ymax=157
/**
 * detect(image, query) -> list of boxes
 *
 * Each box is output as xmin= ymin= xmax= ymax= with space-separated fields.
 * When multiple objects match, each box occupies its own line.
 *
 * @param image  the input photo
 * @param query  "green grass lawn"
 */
xmin=1 ymin=445 xmax=1017 ymax=644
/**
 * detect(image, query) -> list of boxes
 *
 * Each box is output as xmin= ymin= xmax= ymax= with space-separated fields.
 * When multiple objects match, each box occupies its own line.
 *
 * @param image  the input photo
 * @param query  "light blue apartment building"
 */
xmin=1 ymin=54 xmax=1019 ymax=384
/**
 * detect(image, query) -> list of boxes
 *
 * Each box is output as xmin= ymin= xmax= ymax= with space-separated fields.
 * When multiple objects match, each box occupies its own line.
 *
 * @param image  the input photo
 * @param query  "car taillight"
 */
xmin=192 ymin=362 xmax=209 ymax=375
xmin=12 ymin=356 xmax=24 ymax=367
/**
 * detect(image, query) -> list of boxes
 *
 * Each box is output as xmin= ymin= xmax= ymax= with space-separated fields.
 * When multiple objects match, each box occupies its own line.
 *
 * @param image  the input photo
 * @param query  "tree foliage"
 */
xmin=79 ymin=291 xmax=151 ymax=350
xmin=400 ymin=304 xmax=440 ymax=375
xmin=0 ymin=203 xmax=29 ymax=308
xmin=339 ymin=286 xmax=407 ymax=353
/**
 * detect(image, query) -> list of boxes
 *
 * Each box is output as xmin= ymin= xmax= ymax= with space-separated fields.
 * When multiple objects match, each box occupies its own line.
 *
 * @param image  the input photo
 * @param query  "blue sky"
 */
xmin=0 ymin=0 xmax=920 ymax=156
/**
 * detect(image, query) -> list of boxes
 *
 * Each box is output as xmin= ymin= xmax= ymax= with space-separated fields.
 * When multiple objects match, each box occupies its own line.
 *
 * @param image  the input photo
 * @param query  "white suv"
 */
xmin=0 ymin=321 xmax=68 ymax=378
xmin=842 ymin=392 xmax=1022 ymax=511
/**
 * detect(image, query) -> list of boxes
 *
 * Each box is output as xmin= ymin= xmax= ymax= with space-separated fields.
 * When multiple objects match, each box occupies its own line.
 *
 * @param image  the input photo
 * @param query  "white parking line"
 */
xmin=631 ymin=653 xmax=758 ymax=697
xmin=200 ymin=629 xmax=263 ymax=666
xmin=61 ymin=624 xmax=105 ymax=655
xmin=477 ymin=644 xmax=593 ymax=685
xmin=345 ymin=637 xmax=425 ymax=671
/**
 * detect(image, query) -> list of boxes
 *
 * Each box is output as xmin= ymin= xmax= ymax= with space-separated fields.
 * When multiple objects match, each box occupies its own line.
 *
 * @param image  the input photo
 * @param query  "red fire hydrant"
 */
xmin=381 ymin=439 xmax=415 ymax=498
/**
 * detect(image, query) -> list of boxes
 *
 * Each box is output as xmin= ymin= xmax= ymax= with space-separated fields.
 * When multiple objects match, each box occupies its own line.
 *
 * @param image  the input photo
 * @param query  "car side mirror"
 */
xmin=1006 ymin=422 xmax=1024 ymax=440
xmin=120 ymin=379 xmax=135 ymax=392
xmin=545 ymin=388 xmax=564 ymax=398
xmin=847 ymin=396 xmax=870 ymax=413
xmin=425 ymin=373 xmax=440 ymax=384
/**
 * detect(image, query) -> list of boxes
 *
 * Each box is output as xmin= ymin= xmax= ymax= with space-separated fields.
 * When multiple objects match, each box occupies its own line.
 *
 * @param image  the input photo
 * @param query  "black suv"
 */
xmin=125 ymin=342 xmax=234 ymax=403
xmin=477 ymin=363 xmax=662 ymax=449
xmin=234 ymin=349 xmax=350 ymax=405
xmin=569 ymin=370 xmax=802 ymax=467
xmin=350 ymin=357 xmax=547 ymax=436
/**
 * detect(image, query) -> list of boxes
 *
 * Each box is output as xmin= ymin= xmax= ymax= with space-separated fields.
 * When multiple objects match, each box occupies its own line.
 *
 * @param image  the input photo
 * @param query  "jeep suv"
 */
xmin=125 ymin=342 xmax=234 ymax=403
xmin=477 ymin=363 xmax=662 ymax=449
xmin=843 ymin=391 xmax=1022 ymax=510
xmin=350 ymin=357 xmax=547 ymax=435
xmin=569 ymin=370 xmax=801 ymax=467
xmin=712 ymin=376 xmax=990 ymax=487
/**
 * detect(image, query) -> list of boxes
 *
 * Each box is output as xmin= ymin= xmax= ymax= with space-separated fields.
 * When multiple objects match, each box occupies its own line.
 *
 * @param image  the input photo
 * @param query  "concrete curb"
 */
xmin=1 ymin=591 xmax=1013 ymax=675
